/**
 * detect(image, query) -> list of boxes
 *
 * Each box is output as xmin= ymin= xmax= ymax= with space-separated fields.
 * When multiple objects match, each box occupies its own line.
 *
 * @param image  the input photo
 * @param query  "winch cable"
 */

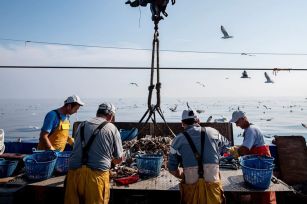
xmin=137 ymin=21 xmax=175 ymax=139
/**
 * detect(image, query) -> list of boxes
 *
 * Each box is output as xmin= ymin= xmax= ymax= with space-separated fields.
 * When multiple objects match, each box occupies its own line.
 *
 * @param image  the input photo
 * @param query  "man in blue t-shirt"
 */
xmin=37 ymin=95 xmax=84 ymax=151
xmin=229 ymin=110 xmax=276 ymax=204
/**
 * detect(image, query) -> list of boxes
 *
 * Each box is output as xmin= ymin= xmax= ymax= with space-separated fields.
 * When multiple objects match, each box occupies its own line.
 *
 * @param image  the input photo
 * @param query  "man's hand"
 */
xmin=49 ymin=145 xmax=56 ymax=151
xmin=228 ymin=146 xmax=239 ymax=158
xmin=170 ymin=168 xmax=184 ymax=179
xmin=67 ymin=136 xmax=74 ymax=146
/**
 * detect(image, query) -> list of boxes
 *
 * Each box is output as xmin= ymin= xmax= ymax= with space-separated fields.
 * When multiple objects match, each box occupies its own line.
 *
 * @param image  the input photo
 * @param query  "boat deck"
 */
xmin=0 ymin=169 xmax=290 ymax=204
xmin=25 ymin=169 xmax=291 ymax=192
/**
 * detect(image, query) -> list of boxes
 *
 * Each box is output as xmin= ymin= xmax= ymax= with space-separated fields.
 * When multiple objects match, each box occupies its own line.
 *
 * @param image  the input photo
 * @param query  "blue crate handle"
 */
xmin=25 ymin=158 xmax=38 ymax=164
xmin=135 ymin=152 xmax=163 ymax=158
xmin=32 ymin=148 xmax=60 ymax=156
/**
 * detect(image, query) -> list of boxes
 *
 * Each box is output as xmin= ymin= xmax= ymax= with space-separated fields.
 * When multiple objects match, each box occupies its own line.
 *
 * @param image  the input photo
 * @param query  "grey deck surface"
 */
xmin=27 ymin=169 xmax=291 ymax=192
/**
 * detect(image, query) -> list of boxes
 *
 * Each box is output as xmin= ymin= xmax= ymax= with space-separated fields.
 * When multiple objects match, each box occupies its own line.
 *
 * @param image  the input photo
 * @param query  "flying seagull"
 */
xmin=263 ymin=105 xmax=271 ymax=110
xmin=169 ymin=104 xmax=178 ymax=112
xmin=206 ymin=115 xmax=213 ymax=122
xmin=264 ymin=72 xmax=274 ymax=83
xmin=241 ymin=70 xmax=250 ymax=78
xmin=221 ymin=25 xmax=233 ymax=39
xmin=196 ymin=109 xmax=205 ymax=114
xmin=196 ymin=81 xmax=205 ymax=87
xmin=129 ymin=82 xmax=139 ymax=87
xmin=302 ymin=123 xmax=307 ymax=128
xmin=241 ymin=53 xmax=255 ymax=57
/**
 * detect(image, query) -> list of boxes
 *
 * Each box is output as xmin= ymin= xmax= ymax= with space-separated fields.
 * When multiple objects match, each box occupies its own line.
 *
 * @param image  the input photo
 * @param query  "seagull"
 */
xmin=186 ymin=102 xmax=191 ymax=109
xmin=221 ymin=25 xmax=233 ymax=39
xmin=302 ymin=123 xmax=307 ymax=128
xmin=196 ymin=109 xmax=205 ymax=114
xmin=260 ymin=117 xmax=273 ymax=121
xmin=129 ymin=82 xmax=139 ymax=87
xmin=241 ymin=70 xmax=250 ymax=78
xmin=206 ymin=115 xmax=213 ymax=122
xmin=169 ymin=104 xmax=178 ymax=112
xmin=241 ymin=53 xmax=255 ymax=57
xmin=263 ymin=105 xmax=271 ymax=110
xmin=264 ymin=72 xmax=274 ymax=83
xmin=196 ymin=81 xmax=205 ymax=87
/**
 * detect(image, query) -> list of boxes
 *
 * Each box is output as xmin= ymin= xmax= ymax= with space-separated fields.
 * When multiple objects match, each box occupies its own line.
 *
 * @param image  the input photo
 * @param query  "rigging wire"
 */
xmin=1 ymin=66 xmax=307 ymax=71
xmin=2 ymin=37 xmax=307 ymax=56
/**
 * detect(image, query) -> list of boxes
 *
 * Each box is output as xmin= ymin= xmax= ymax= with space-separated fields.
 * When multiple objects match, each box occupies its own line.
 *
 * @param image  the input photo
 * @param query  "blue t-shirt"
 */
xmin=242 ymin=124 xmax=266 ymax=149
xmin=41 ymin=110 xmax=69 ymax=133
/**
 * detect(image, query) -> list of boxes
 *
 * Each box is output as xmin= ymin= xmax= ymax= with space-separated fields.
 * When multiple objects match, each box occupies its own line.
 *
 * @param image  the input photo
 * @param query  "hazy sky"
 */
xmin=1 ymin=0 xmax=307 ymax=99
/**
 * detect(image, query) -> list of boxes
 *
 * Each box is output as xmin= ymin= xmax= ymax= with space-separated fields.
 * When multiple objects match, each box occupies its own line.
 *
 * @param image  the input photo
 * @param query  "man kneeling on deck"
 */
xmin=167 ymin=109 xmax=230 ymax=204
xmin=64 ymin=103 xmax=124 ymax=204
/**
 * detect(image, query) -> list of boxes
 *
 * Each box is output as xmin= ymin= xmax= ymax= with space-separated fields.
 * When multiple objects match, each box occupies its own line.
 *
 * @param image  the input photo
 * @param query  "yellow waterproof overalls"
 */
xmin=65 ymin=121 xmax=110 ymax=204
xmin=180 ymin=128 xmax=225 ymax=204
xmin=37 ymin=110 xmax=73 ymax=151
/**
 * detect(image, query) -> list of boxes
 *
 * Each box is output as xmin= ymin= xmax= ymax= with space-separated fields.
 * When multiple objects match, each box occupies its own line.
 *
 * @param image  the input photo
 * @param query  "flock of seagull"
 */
xmin=240 ymin=70 xmax=274 ymax=83
xmin=221 ymin=25 xmax=275 ymax=84
xmin=128 ymin=25 xmax=275 ymax=90
xmin=125 ymin=26 xmax=306 ymax=128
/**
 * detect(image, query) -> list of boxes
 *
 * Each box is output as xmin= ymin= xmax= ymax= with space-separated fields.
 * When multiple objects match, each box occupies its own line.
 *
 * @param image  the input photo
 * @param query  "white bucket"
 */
xmin=0 ymin=129 xmax=5 ymax=154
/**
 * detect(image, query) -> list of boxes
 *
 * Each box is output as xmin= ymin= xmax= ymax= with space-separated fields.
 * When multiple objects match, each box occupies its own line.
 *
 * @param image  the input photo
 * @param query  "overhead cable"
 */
xmin=1 ymin=66 xmax=307 ymax=71
xmin=1 ymin=37 xmax=307 ymax=56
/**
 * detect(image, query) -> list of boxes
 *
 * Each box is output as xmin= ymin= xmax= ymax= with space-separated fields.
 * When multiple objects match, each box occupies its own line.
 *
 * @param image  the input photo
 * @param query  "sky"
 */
xmin=1 ymin=0 xmax=307 ymax=99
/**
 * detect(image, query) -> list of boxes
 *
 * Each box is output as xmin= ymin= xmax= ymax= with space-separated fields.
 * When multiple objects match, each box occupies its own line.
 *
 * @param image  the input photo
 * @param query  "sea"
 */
xmin=0 ymin=97 xmax=306 ymax=145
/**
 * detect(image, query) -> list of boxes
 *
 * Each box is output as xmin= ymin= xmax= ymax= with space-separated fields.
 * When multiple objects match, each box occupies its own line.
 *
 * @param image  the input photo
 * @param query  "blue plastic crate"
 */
xmin=136 ymin=154 xmax=163 ymax=178
xmin=240 ymin=156 xmax=274 ymax=189
xmin=54 ymin=151 xmax=71 ymax=174
xmin=23 ymin=151 xmax=57 ymax=180
xmin=120 ymin=128 xmax=138 ymax=142
xmin=0 ymin=159 xmax=18 ymax=178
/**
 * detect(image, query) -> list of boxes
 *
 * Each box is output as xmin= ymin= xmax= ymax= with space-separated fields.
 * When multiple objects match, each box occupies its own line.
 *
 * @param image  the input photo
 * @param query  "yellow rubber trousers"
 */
xmin=64 ymin=165 xmax=110 ymax=204
xmin=180 ymin=178 xmax=225 ymax=204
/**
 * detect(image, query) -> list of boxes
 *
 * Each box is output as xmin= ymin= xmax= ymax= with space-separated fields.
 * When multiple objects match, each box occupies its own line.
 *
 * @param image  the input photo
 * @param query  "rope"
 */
xmin=271 ymin=176 xmax=307 ymax=198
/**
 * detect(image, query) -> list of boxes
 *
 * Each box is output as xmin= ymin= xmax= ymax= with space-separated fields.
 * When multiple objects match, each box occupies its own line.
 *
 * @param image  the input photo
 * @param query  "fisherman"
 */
xmin=64 ymin=102 xmax=123 ymax=204
xmin=37 ymin=95 xmax=84 ymax=151
xmin=125 ymin=0 xmax=176 ymax=21
xmin=168 ymin=109 xmax=229 ymax=204
xmin=229 ymin=110 xmax=276 ymax=204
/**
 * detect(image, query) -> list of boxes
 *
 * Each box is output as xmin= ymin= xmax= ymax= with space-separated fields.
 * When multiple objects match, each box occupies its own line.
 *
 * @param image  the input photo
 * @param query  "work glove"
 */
xmin=67 ymin=136 xmax=74 ymax=146
xmin=228 ymin=146 xmax=240 ymax=158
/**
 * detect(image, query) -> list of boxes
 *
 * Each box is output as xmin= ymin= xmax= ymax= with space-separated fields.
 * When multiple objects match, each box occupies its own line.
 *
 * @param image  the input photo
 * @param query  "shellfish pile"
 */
xmin=110 ymin=135 xmax=172 ymax=179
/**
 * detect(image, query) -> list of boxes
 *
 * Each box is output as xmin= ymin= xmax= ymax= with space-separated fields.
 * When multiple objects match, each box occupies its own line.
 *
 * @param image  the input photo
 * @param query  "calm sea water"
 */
xmin=0 ymin=97 xmax=306 ymax=145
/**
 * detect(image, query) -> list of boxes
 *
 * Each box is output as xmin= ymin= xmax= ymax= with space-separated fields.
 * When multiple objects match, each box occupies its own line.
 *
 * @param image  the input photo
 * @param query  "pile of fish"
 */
xmin=110 ymin=135 xmax=172 ymax=179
